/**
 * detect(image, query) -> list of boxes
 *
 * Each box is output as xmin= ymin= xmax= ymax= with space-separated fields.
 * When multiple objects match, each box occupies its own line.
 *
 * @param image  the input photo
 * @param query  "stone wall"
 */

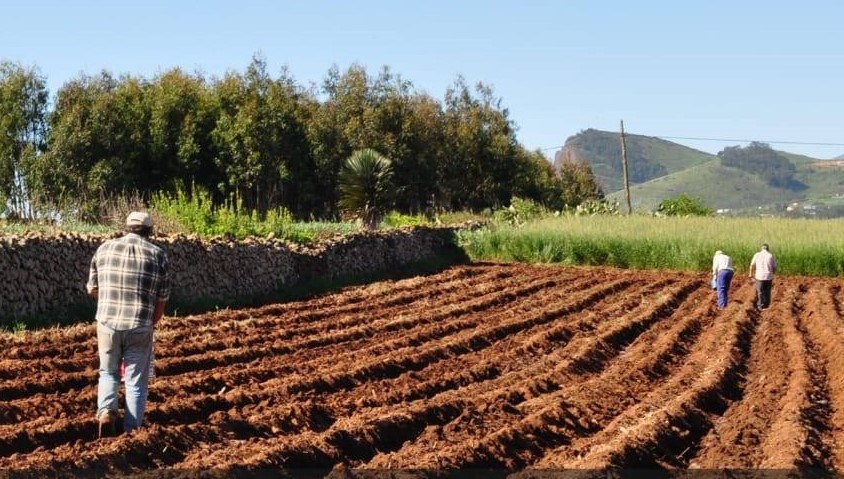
xmin=0 ymin=226 xmax=462 ymax=322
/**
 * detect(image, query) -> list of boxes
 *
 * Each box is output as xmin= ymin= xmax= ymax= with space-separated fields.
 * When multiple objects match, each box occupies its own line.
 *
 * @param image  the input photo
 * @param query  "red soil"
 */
xmin=1 ymin=263 xmax=841 ymax=475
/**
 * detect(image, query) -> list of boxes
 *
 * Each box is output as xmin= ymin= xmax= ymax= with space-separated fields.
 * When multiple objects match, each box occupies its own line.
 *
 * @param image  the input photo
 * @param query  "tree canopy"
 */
xmin=1 ymin=57 xmax=603 ymax=223
xmin=718 ymin=142 xmax=801 ymax=189
xmin=0 ymin=61 xmax=48 ymax=219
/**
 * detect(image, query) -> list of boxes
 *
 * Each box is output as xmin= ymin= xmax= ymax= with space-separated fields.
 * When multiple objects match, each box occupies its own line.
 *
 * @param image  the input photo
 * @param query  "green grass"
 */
xmin=458 ymin=215 xmax=844 ymax=277
xmin=0 ymin=219 xmax=114 ymax=235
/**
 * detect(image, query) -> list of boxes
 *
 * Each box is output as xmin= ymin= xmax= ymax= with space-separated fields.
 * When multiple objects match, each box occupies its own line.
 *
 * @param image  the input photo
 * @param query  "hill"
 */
xmin=557 ymin=129 xmax=844 ymax=215
xmin=554 ymin=129 xmax=713 ymax=192
xmin=605 ymin=159 xmax=800 ymax=212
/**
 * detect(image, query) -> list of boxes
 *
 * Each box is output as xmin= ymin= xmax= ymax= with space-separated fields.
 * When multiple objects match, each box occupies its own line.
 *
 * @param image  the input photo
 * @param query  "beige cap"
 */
xmin=126 ymin=211 xmax=153 ymax=227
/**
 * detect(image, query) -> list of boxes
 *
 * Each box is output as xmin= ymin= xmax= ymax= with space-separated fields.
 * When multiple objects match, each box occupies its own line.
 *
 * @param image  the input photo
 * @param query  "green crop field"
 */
xmin=458 ymin=215 xmax=844 ymax=277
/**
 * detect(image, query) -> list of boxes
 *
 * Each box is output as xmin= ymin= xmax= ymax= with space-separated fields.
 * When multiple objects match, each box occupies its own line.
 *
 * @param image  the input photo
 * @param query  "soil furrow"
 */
xmin=172 ymin=278 xmax=684 ymax=469
xmin=154 ymin=266 xmax=525 ymax=357
xmin=2 ymin=264 xmax=839 ymax=475
xmin=690 ymin=282 xmax=797 ymax=468
xmin=366 ymin=280 xmax=712 ymax=469
xmin=0 ymin=268 xmax=569 ymax=402
xmin=0 ymin=265 xmax=504 ymax=362
xmin=753 ymin=283 xmax=815 ymax=468
xmin=539 ymin=285 xmax=757 ymax=468
xmin=0 ymin=271 xmax=609 ymax=453
xmin=0 ymin=268 xmax=590 ymax=432
xmin=798 ymin=283 xmax=844 ymax=469
xmin=0 ymin=276 xmax=636 ymax=468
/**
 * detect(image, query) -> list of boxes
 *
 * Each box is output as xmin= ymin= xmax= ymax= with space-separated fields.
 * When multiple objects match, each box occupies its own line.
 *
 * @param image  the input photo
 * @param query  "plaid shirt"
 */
xmin=87 ymin=233 xmax=171 ymax=330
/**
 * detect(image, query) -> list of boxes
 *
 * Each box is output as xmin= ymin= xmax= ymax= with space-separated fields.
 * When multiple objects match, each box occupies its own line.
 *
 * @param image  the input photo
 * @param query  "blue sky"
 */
xmin=3 ymin=1 xmax=843 ymax=159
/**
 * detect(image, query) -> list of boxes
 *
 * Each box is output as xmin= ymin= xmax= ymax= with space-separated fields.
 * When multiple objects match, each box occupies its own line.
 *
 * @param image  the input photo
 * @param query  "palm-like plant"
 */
xmin=338 ymin=148 xmax=394 ymax=230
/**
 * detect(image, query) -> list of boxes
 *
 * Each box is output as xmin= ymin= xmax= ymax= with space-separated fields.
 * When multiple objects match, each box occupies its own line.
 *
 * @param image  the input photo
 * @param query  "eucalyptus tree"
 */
xmin=364 ymin=67 xmax=444 ymax=215
xmin=0 ymin=61 xmax=49 ymax=219
xmin=210 ymin=56 xmax=314 ymax=214
xmin=440 ymin=77 xmax=519 ymax=211
xmin=557 ymin=158 xmax=604 ymax=208
xmin=148 ymin=68 xmax=222 ymax=199
xmin=510 ymin=148 xmax=567 ymax=211
xmin=311 ymin=64 xmax=448 ymax=217
xmin=308 ymin=64 xmax=371 ymax=217
xmin=34 ymin=75 xmax=105 ymax=215
xmin=265 ymin=66 xmax=320 ymax=218
xmin=389 ymin=92 xmax=445 ymax=215
xmin=338 ymin=148 xmax=394 ymax=229
xmin=103 ymin=75 xmax=153 ymax=193
xmin=39 ymin=72 xmax=153 ymax=221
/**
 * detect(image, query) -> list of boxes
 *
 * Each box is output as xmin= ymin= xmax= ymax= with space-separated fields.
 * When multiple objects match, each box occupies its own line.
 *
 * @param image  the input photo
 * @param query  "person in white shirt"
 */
xmin=711 ymin=250 xmax=735 ymax=309
xmin=748 ymin=243 xmax=777 ymax=310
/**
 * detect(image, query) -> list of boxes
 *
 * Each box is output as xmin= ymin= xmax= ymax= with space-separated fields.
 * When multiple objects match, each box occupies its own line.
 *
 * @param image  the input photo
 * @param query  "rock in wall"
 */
xmin=0 ymin=226 xmax=461 ymax=323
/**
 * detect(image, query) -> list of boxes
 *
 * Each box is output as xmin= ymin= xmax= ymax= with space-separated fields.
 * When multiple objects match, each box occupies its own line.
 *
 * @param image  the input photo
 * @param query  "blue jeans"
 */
xmin=96 ymin=322 xmax=153 ymax=433
xmin=716 ymin=269 xmax=734 ymax=309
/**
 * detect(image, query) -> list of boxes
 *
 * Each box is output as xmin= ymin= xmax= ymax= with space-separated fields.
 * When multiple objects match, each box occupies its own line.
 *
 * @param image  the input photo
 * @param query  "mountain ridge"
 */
xmin=555 ymin=129 xmax=844 ymax=216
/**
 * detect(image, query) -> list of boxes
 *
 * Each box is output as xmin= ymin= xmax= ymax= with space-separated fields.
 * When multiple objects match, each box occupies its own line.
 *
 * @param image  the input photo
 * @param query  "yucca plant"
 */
xmin=338 ymin=148 xmax=394 ymax=230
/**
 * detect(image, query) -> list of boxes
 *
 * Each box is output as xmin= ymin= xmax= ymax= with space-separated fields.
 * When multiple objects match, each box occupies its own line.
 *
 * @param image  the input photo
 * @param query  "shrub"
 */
xmin=338 ymin=149 xmax=394 ymax=230
xmin=150 ymin=185 xmax=296 ymax=240
xmin=656 ymin=194 xmax=714 ymax=217
xmin=573 ymin=199 xmax=621 ymax=216
xmin=383 ymin=211 xmax=429 ymax=228
xmin=493 ymin=197 xmax=547 ymax=227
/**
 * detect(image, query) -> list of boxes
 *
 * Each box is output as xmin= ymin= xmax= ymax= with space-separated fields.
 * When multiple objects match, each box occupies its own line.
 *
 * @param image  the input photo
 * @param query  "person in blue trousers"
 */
xmin=711 ymin=250 xmax=735 ymax=309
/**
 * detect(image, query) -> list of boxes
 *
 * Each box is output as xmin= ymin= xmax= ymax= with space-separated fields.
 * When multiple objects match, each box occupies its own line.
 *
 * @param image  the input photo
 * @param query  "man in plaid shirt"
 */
xmin=87 ymin=211 xmax=170 ymax=436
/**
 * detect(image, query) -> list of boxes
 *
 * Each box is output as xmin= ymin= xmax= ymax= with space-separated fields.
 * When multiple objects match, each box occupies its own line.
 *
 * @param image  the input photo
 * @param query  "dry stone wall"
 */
xmin=0 ymin=226 xmax=460 ymax=322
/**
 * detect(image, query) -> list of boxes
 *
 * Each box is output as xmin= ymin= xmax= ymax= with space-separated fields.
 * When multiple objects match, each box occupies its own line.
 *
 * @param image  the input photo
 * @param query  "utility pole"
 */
xmin=620 ymin=120 xmax=632 ymax=215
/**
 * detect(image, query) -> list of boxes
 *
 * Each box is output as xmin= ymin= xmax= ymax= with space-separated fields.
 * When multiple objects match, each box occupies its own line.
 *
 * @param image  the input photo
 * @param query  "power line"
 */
xmin=539 ymin=135 xmax=844 ymax=152
xmin=656 ymin=136 xmax=844 ymax=147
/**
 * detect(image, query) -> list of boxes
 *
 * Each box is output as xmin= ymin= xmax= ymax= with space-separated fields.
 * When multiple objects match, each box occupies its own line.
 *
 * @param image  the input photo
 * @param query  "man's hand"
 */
xmin=152 ymin=299 xmax=167 ymax=326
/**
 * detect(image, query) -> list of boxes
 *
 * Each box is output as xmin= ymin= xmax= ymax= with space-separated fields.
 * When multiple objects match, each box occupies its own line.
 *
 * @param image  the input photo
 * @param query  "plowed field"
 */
xmin=2 ymin=262 xmax=843 ymax=476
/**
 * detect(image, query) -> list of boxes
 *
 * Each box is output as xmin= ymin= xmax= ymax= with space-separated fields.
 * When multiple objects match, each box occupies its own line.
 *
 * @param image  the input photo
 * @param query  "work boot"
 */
xmin=97 ymin=410 xmax=117 ymax=438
